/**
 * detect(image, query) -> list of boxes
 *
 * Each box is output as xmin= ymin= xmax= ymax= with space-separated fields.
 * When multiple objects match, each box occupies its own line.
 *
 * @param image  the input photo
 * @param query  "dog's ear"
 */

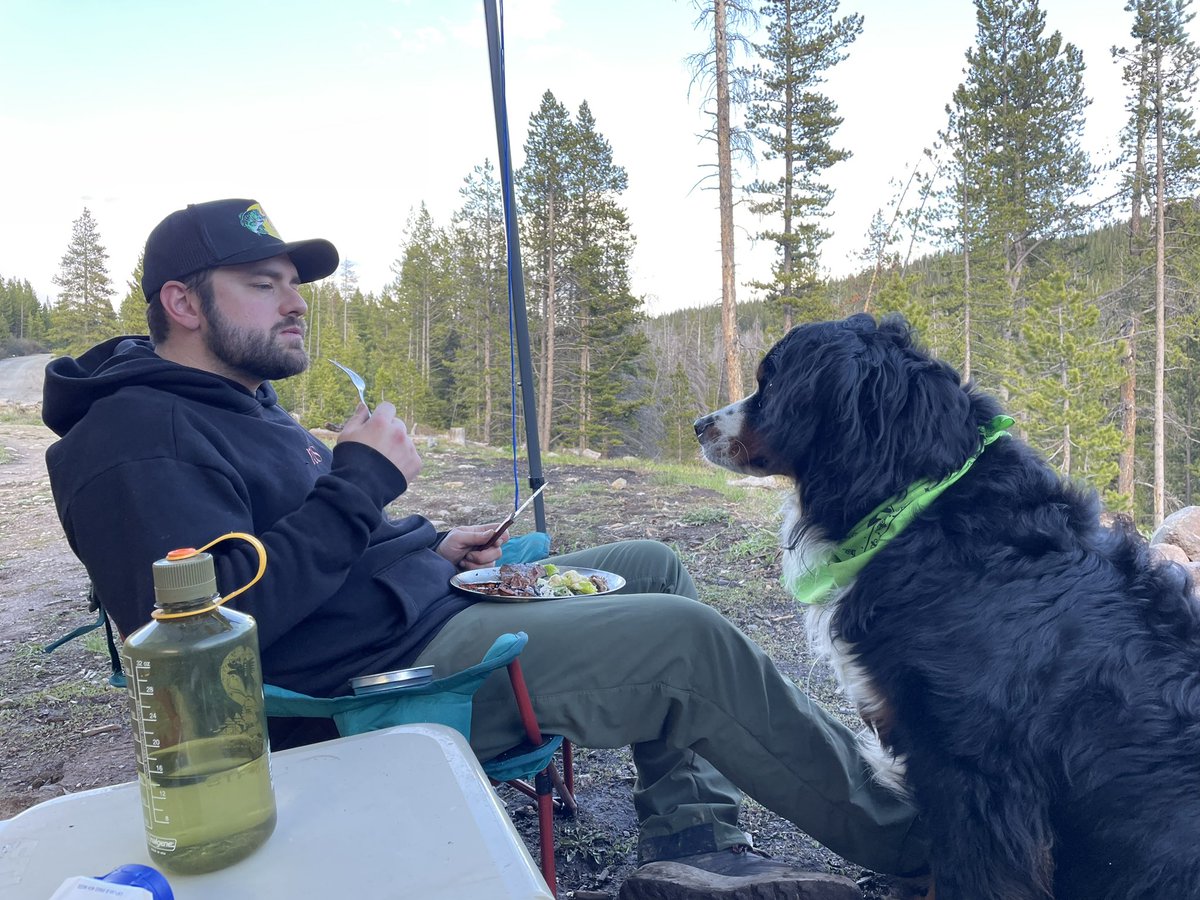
xmin=759 ymin=320 xmax=878 ymax=496
xmin=765 ymin=314 xmax=985 ymax=532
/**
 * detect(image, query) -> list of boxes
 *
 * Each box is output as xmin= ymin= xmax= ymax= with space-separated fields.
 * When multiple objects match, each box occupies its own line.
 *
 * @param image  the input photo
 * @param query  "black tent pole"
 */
xmin=483 ymin=0 xmax=547 ymax=532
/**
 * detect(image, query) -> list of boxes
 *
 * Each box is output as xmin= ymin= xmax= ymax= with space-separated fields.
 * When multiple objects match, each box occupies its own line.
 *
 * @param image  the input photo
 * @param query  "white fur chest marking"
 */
xmin=781 ymin=494 xmax=911 ymax=797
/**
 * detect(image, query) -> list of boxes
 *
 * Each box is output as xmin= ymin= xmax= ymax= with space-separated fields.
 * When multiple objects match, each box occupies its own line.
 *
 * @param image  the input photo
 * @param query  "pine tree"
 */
xmin=1113 ymin=0 xmax=1200 ymax=520
xmin=1014 ymin=270 xmax=1124 ymax=505
xmin=660 ymin=359 xmax=700 ymax=462
xmin=0 ymin=277 xmax=46 ymax=351
xmin=558 ymin=101 xmax=647 ymax=453
xmin=49 ymin=208 xmax=118 ymax=354
xmin=1164 ymin=201 xmax=1200 ymax=505
xmin=742 ymin=0 xmax=862 ymax=331
xmin=946 ymin=0 xmax=1092 ymax=388
xmin=451 ymin=159 xmax=511 ymax=444
xmin=117 ymin=252 xmax=147 ymax=335
xmin=389 ymin=205 xmax=455 ymax=429
xmin=519 ymin=91 xmax=575 ymax=450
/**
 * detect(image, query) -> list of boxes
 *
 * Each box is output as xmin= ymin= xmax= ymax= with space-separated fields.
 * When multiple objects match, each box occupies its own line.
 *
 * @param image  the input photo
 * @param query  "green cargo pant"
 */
xmin=413 ymin=539 xmax=927 ymax=875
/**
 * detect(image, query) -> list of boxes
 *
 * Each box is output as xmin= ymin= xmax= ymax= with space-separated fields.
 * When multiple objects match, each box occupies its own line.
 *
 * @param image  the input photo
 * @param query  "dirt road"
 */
xmin=0 ymin=354 xmax=50 ymax=405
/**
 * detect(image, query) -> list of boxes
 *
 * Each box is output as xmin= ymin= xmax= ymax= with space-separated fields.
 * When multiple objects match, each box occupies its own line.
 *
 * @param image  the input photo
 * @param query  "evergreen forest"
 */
xmin=3 ymin=0 xmax=1199 ymax=532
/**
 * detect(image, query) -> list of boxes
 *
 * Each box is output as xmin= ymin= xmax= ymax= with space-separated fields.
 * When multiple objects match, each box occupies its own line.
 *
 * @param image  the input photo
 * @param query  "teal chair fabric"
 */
xmin=262 ymin=632 xmax=541 ymax=746
xmin=498 ymin=530 xmax=551 ymax=564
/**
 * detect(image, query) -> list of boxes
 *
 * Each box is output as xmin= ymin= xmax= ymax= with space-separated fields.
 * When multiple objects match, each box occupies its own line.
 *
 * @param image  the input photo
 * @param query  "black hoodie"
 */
xmin=43 ymin=336 xmax=472 ymax=700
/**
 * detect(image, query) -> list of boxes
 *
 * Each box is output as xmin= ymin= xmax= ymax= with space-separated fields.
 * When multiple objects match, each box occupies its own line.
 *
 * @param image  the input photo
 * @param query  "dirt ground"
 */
xmin=0 ymin=403 xmax=914 ymax=899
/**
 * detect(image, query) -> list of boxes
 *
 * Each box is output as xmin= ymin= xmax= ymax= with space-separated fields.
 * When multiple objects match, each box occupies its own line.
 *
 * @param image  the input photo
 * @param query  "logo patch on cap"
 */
xmin=239 ymin=203 xmax=281 ymax=239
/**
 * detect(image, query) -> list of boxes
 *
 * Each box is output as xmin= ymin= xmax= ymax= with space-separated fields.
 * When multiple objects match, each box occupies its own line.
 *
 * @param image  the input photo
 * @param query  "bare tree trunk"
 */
xmin=1187 ymin=381 xmax=1194 ymax=504
xmin=1153 ymin=55 xmax=1167 ymax=524
xmin=482 ymin=298 xmax=493 ymax=444
xmin=781 ymin=0 xmax=795 ymax=334
xmin=427 ymin=290 xmax=436 ymax=381
xmin=1119 ymin=315 xmax=1137 ymax=505
xmin=715 ymin=0 xmax=743 ymax=401
xmin=1060 ymin=306 xmax=1071 ymax=475
xmin=961 ymin=174 xmax=972 ymax=381
xmin=537 ymin=198 xmax=559 ymax=453
xmin=579 ymin=307 xmax=590 ymax=451
xmin=1130 ymin=41 xmax=1151 ymax=249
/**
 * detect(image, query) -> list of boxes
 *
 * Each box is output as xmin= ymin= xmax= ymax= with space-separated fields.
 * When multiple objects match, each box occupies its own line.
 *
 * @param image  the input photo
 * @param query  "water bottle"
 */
xmin=119 ymin=535 xmax=276 ymax=875
xmin=49 ymin=864 xmax=173 ymax=899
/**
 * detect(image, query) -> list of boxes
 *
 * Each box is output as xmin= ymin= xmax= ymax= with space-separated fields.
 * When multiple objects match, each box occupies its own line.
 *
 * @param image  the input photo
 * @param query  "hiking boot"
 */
xmin=618 ymin=845 xmax=863 ymax=900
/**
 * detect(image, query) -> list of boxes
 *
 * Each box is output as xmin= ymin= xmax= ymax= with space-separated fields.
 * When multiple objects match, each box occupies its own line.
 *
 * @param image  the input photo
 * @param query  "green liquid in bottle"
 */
xmin=140 ymin=735 xmax=277 ymax=875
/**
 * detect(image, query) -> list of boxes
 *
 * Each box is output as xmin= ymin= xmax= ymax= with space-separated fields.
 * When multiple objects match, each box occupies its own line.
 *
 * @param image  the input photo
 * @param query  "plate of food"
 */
xmin=451 ymin=562 xmax=625 ymax=602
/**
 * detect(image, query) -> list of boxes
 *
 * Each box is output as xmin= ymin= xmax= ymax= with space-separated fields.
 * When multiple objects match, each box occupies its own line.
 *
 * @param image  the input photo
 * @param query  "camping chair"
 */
xmin=262 ymin=630 xmax=575 ymax=891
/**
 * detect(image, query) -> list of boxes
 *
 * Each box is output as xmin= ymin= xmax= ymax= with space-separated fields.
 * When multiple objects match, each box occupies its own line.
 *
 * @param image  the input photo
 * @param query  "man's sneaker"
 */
xmin=617 ymin=845 xmax=863 ymax=900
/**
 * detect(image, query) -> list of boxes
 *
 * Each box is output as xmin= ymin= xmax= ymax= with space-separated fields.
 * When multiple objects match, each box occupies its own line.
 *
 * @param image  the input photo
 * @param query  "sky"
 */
xmin=0 ymin=0 xmax=1190 ymax=317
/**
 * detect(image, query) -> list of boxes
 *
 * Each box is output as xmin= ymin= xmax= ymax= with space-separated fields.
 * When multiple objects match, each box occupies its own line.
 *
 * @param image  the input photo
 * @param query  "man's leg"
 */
xmin=549 ymin=541 xmax=743 ymax=860
xmin=414 ymin=541 xmax=927 ymax=875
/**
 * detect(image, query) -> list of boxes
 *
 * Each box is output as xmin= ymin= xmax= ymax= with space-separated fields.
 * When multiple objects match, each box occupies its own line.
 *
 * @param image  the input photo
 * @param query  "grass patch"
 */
xmin=554 ymin=819 xmax=637 ymax=868
xmin=646 ymin=461 xmax=731 ymax=491
xmin=0 ymin=407 xmax=43 ymax=427
xmin=725 ymin=526 xmax=781 ymax=564
xmin=679 ymin=506 xmax=731 ymax=527
xmin=83 ymin=629 xmax=114 ymax=657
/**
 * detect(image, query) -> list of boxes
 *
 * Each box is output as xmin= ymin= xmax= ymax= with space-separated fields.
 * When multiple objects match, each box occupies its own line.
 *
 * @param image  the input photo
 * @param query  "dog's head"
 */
xmin=695 ymin=313 xmax=999 ymax=537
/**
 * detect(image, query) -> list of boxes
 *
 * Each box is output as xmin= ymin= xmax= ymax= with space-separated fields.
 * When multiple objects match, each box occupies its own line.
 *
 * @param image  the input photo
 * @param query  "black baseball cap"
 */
xmin=141 ymin=198 xmax=340 ymax=301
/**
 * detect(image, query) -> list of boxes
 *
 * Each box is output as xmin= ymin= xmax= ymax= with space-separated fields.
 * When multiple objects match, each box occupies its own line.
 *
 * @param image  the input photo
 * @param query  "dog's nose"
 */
xmin=694 ymin=415 xmax=712 ymax=437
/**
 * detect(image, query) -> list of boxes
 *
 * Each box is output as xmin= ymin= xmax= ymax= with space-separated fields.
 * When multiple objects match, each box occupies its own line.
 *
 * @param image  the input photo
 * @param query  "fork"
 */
xmin=330 ymin=359 xmax=368 ymax=409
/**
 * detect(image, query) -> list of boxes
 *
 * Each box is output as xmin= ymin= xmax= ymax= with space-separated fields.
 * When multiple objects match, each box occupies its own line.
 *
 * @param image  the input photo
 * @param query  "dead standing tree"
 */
xmin=690 ymin=0 xmax=756 ymax=403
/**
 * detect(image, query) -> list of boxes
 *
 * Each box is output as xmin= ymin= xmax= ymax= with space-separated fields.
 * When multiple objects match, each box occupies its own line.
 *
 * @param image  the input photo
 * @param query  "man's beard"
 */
xmin=203 ymin=303 xmax=309 ymax=384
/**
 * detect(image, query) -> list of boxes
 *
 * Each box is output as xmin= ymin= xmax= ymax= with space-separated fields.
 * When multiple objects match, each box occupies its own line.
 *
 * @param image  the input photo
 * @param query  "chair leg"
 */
xmin=535 ymin=768 xmax=557 ymax=891
xmin=505 ymin=657 xmax=578 ymax=887
xmin=562 ymin=739 xmax=574 ymax=796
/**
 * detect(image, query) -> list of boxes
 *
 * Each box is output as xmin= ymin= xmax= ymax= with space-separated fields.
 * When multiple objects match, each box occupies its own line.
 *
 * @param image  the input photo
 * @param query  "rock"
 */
xmin=611 ymin=478 xmax=628 ymax=490
xmin=618 ymin=863 xmax=861 ymax=900
xmin=1149 ymin=506 xmax=1200 ymax=561
xmin=581 ymin=448 xmax=602 ymax=460
xmin=1182 ymin=561 xmax=1200 ymax=592
xmin=1151 ymin=542 xmax=1190 ymax=566
xmin=449 ymin=427 xmax=467 ymax=445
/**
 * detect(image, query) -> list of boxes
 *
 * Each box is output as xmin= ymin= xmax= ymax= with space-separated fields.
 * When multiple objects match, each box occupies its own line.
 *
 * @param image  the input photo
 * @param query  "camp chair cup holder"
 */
xmin=262 ymin=631 xmax=575 ymax=891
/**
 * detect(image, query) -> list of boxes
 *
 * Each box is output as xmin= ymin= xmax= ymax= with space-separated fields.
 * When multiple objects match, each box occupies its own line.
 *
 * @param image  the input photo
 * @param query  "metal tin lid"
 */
xmin=349 ymin=666 xmax=435 ymax=695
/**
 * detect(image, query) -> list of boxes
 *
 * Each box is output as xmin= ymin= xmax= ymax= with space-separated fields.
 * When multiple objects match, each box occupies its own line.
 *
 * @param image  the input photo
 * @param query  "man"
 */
xmin=43 ymin=199 xmax=926 ymax=896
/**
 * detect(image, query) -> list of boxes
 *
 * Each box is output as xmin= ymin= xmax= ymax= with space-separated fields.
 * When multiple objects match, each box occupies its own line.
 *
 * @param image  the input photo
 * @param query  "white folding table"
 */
xmin=0 ymin=723 xmax=553 ymax=899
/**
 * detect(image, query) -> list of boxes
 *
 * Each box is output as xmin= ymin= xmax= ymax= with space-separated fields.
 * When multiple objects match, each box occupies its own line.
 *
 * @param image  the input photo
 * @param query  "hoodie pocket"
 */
xmin=371 ymin=549 xmax=458 ymax=626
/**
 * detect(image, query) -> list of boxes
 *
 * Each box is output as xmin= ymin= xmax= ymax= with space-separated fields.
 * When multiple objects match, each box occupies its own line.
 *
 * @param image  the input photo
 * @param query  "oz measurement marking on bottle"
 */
xmin=127 ymin=656 xmax=171 ymax=826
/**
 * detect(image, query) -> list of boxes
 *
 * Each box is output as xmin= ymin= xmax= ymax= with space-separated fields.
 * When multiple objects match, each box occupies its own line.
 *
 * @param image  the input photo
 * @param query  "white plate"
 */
xmin=450 ymin=565 xmax=625 ymax=602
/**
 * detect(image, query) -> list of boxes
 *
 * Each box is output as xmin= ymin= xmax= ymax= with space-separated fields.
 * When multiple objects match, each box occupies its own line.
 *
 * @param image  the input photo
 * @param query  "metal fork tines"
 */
xmin=330 ymin=359 xmax=367 ymax=408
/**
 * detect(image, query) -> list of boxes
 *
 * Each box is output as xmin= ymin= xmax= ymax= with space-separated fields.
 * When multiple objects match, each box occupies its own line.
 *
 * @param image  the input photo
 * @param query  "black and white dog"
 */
xmin=695 ymin=313 xmax=1200 ymax=899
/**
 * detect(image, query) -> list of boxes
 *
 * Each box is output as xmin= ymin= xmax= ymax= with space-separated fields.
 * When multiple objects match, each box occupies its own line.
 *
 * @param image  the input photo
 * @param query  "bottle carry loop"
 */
xmin=151 ymin=532 xmax=268 ymax=620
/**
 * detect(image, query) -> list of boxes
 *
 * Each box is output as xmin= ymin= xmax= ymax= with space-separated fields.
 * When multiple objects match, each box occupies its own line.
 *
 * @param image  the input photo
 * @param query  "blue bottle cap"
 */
xmin=98 ymin=864 xmax=174 ymax=900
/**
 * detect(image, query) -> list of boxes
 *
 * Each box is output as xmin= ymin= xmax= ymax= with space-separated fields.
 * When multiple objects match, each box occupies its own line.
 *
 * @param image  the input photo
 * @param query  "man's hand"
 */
xmin=436 ymin=524 xmax=510 ymax=570
xmin=337 ymin=401 xmax=423 ymax=484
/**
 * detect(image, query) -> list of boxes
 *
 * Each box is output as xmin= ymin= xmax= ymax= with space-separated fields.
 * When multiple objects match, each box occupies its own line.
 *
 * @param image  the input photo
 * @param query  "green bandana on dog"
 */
xmin=785 ymin=415 xmax=1014 ymax=605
